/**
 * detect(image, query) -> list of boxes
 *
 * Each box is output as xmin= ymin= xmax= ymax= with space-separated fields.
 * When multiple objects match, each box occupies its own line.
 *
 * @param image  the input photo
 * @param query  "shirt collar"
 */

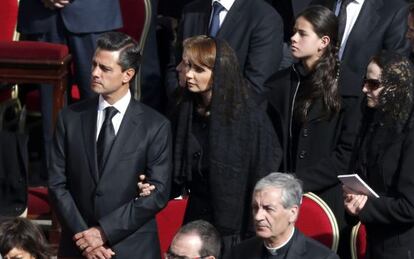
xmin=339 ymin=0 xmax=364 ymax=5
xmin=98 ymin=90 xmax=131 ymax=114
xmin=211 ymin=0 xmax=235 ymax=12
xmin=264 ymin=227 xmax=295 ymax=255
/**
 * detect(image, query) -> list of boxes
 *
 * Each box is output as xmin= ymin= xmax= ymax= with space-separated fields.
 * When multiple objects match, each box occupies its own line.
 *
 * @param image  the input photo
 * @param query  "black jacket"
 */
xmin=0 ymin=131 xmax=28 ymax=217
xmin=349 ymin=108 xmax=414 ymax=258
xmin=265 ymin=65 xmax=362 ymax=229
xmin=230 ymin=229 xmax=339 ymax=259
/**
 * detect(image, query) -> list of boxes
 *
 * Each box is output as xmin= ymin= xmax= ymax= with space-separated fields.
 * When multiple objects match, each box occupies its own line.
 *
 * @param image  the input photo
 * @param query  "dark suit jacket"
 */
xmin=168 ymin=0 xmax=284 ymax=94
xmin=17 ymin=0 xmax=122 ymax=34
xmin=311 ymin=0 xmax=410 ymax=96
xmin=48 ymin=97 xmax=172 ymax=258
xmin=230 ymin=229 xmax=339 ymax=259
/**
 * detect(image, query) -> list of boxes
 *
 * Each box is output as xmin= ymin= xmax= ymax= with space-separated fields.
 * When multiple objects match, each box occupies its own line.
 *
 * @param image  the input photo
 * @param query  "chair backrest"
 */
xmin=0 ymin=0 xmax=18 ymax=41
xmin=295 ymin=192 xmax=340 ymax=252
xmin=118 ymin=0 xmax=152 ymax=100
xmin=350 ymin=222 xmax=367 ymax=259
xmin=156 ymin=198 xmax=188 ymax=258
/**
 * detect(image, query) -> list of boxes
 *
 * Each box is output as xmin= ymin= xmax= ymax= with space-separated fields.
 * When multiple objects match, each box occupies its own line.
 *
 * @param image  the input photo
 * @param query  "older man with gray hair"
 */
xmin=230 ymin=173 xmax=339 ymax=259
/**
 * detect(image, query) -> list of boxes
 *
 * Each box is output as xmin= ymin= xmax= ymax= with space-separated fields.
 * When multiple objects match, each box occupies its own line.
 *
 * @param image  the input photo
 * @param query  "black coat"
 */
xmin=230 ymin=229 xmax=339 ymax=259
xmin=349 ymin=109 xmax=414 ymax=259
xmin=0 ymin=131 xmax=28 ymax=217
xmin=265 ymin=65 xmax=362 ymax=229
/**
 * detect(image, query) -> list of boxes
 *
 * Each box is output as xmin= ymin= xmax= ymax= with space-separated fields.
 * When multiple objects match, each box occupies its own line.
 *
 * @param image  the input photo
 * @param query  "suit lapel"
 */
xmin=99 ymin=100 xmax=144 ymax=179
xmin=216 ymin=0 xmax=244 ymax=39
xmin=286 ymin=230 xmax=306 ymax=259
xmin=81 ymin=98 xmax=99 ymax=184
xmin=342 ymin=0 xmax=382 ymax=58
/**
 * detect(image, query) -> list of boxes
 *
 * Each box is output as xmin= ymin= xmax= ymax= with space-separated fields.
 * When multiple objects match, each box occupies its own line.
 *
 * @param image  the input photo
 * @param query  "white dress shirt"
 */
xmin=335 ymin=0 xmax=365 ymax=59
xmin=209 ymin=0 xmax=235 ymax=28
xmin=96 ymin=90 xmax=131 ymax=140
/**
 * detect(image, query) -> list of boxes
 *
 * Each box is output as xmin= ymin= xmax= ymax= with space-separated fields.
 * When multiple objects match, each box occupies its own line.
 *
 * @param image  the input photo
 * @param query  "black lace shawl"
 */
xmin=171 ymin=38 xmax=282 ymax=235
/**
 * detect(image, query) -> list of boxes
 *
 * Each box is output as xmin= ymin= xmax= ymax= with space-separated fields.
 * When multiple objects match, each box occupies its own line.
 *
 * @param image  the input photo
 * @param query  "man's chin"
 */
xmin=255 ymin=229 xmax=271 ymax=239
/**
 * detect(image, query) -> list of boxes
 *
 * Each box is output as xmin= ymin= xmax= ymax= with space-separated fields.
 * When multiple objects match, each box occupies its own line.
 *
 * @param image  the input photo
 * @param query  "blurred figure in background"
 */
xmin=0 ymin=217 xmax=52 ymax=259
xmin=166 ymin=220 xmax=221 ymax=259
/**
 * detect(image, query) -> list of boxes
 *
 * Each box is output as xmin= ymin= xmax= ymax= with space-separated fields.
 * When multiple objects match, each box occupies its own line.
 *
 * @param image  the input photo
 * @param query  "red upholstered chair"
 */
xmin=118 ymin=0 xmax=152 ymax=100
xmin=156 ymin=198 xmax=188 ymax=258
xmin=350 ymin=222 xmax=367 ymax=259
xmin=0 ymin=0 xmax=20 ymax=122
xmin=0 ymin=41 xmax=71 ymax=124
xmin=296 ymin=192 xmax=340 ymax=252
xmin=0 ymin=0 xmax=18 ymax=41
xmin=27 ymin=187 xmax=51 ymax=220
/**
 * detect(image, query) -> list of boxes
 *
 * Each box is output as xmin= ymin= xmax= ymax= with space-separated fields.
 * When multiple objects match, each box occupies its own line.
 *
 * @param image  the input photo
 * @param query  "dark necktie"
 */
xmin=97 ymin=106 xmax=118 ymax=174
xmin=337 ymin=0 xmax=353 ymax=44
xmin=209 ymin=1 xmax=225 ymax=37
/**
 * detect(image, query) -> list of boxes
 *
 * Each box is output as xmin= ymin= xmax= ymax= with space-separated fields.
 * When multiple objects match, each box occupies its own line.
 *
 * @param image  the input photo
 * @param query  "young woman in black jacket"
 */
xmin=344 ymin=51 xmax=414 ymax=259
xmin=265 ymin=5 xmax=362 ymax=255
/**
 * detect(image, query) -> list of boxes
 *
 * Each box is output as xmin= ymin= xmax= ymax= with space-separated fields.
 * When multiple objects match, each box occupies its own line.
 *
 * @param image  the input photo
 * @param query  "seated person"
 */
xmin=229 ymin=173 xmax=339 ymax=259
xmin=0 ymin=217 xmax=52 ymax=259
xmin=165 ymin=220 xmax=221 ymax=259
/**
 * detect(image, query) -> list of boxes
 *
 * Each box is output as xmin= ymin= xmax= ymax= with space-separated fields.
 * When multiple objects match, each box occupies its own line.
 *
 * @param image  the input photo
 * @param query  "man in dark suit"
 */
xmin=166 ymin=0 xmax=284 ymax=95
xmin=48 ymin=32 xmax=172 ymax=258
xmin=230 ymin=173 xmax=339 ymax=259
xmin=311 ymin=0 xmax=410 ymax=96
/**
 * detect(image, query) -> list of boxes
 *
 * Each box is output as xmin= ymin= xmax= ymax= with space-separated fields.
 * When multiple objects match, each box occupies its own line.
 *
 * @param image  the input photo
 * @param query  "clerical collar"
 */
xmin=264 ymin=228 xmax=295 ymax=256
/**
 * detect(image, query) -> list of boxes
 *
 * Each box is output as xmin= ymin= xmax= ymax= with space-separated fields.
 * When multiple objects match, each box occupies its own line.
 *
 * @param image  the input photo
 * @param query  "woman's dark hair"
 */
xmin=370 ymin=51 xmax=414 ymax=128
xmin=0 ymin=217 xmax=52 ymax=259
xmin=295 ymin=6 xmax=341 ymax=121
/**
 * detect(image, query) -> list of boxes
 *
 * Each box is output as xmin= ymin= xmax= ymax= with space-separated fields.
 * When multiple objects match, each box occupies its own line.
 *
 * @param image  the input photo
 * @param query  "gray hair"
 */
xmin=254 ymin=172 xmax=303 ymax=209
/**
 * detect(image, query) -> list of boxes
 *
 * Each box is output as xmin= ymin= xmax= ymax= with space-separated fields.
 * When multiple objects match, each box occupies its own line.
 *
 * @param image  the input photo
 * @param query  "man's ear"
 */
xmin=122 ymin=68 xmax=136 ymax=84
xmin=289 ymin=205 xmax=299 ymax=224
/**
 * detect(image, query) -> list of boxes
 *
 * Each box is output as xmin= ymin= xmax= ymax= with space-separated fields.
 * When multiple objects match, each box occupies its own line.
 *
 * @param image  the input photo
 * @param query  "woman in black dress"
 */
xmin=344 ymin=51 xmax=414 ymax=259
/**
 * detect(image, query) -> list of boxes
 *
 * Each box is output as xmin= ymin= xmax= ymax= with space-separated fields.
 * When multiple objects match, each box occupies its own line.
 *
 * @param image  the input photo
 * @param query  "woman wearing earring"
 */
xmin=265 ymin=5 xmax=362 ymax=252
xmin=170 ymin=35 xmax=281 ymax=251
xmin=344 ymin=51 xmax=414 ymax=259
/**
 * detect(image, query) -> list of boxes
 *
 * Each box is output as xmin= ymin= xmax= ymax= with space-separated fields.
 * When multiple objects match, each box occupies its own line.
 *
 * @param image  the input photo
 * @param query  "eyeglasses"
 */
xmin=164 ymin=251 xmax=210 ymax=259
xmin=363 ymin=77 xmax=382 ymax=90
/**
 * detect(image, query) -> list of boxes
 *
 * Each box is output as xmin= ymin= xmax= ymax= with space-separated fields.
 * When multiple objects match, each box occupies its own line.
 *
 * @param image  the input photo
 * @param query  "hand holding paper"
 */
xmin=338 ymin=174 xmax=379 ymax=198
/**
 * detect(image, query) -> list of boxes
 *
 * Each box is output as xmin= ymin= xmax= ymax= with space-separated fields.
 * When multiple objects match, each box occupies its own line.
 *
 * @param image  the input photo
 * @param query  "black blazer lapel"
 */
xmin=217 ymin=0 xmax=244 ymax=39
xmin=342 ymin=0 xmax=382 ymax=58
xmin=99 ymin=100 xmax=144 ymax=179
xmin=286 ymin=230 xmax=307 ymax=259
xmin=81 ymin=98 xmax=99 ymax=184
